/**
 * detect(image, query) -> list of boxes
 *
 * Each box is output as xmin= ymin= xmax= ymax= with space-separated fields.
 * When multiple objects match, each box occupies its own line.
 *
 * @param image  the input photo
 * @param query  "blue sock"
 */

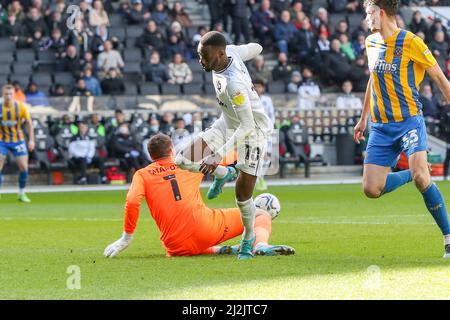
xmin=383 ymin=170 xmax=412 ymax=194
xmin=19 ymin=171 xmax=28 ymax=190
xmin=422 ymin=183 xmax=450 ymax=235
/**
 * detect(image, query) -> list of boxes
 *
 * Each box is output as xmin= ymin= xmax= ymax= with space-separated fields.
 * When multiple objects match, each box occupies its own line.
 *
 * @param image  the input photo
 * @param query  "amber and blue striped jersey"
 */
xmin=0 ymin=101 xmax=31 ymax=143
xmin=366 ymin=28 xmax=437 ymax=124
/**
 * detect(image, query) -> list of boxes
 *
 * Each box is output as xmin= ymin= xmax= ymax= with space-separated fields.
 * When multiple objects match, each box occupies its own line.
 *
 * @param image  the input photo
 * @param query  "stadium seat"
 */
xmin=0 ymin=64 xmax=11 ymax=74
xmin=126 ymin=25 xmax=144 ymax=38
xmin=186 ymin=26 xmax=198 ymax=38
xmin=124 ymin=84 xmax=138 ymax=95
xmin=123 ymin=62 xmax=142 ymax=73
xmin=348 ymin=14 xmax=362 ymax=30
xmin=9 ymin=75 xmax=30 ymax=86
xmin=0 ymin=53 xmax=14 ymax=64
xmin=204 ymin=84 xmax=216 ymax=95
xmin=0 ymin=74 xmax=9 ymax=84
xmin=37 ymin=50 xmax=57 ymax=64
xmin=183 ymin=82 xmax=204 ymax=95
xmin=109 ymin=28 xmax=126 ymax=42
xmin=267 ymin=81 xmax=286 ymax=94
xmin=31 ymin=73 xmax=53 ymax=86
xmin=124 ymin=49 xmax=143 ymax=62
xmin=53 ymin=72 xmax=74 ymax=85
xmin=12 ymin=63 xmax=33 ymax=75
xmin=160 ymin=83 xmax=182 ymax=95
xmin=15 ymin=49 xmax=36 ymax=62
xmin=140 ymin=83 xmax=160 ymax=95
xmin=0 ymin=39 xmax=16 ymax=51
xmin=187 ymin=60 xmax=203 ymax=72
xmin=109 ymin=13 xmax=125 ymax=26
xmin=125 ymin=37 xmax=139 ymax=49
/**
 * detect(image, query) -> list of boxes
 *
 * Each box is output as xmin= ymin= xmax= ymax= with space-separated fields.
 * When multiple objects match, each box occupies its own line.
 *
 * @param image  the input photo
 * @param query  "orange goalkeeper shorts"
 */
xmin=165 ymin=207 xmax=244 ymax=256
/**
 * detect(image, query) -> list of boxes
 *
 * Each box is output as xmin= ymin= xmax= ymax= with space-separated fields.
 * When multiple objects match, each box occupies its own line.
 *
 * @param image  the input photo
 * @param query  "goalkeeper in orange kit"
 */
xmin=104 ymin=133 xmax=294 ymax=258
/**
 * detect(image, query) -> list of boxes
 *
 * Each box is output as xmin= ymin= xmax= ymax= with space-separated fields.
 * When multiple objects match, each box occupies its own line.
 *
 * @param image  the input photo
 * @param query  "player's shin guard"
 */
xmin=237 ymin=198 xmax=256 ymax=240
xmin=421 ymin=183 xmax=450 ymax=236
xmin=19 ymin=171 xmax=28 ymax=193
xmin=383 ymin=170 xmax=412 ymax=194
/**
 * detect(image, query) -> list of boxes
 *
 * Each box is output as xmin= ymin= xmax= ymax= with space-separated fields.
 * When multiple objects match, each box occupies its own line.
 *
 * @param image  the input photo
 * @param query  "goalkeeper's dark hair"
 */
xmin=147 ymin=133 xmax=173 ymax=160
xmin=200 ymin=31 xmax=227 ymax=48
xmin=363 ymin=0 xmax=399 ymax=17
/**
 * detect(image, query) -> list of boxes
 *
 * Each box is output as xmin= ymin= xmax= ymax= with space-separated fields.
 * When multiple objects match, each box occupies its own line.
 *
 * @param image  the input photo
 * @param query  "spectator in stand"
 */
xmin=88 ymin=113 xmax=106 ymax=139
xmin=81 ymin=51 xmax=98 ymax=76
xmin=111 ymin=123 xmax=146 ymax=171
xmin=272 ymin=52 xmax=295 ymax=83
xmin=317 ymin=31 xmax=330 ymax=53
xmin=152 ymin=0 xmax=170 ymax=28
xmin=78 ymin=0 xmax=91 ymax=26
xmin=409 ymin=10 xmax=429 ymax=36
xmin=349 ymin=55 xmax=370 ymax=92
xmin=340 ymin=33 xmax=355 ymax=61
xmin=416 ymin=31 xmax=426 ymax=41
xmin=213 ymin=22 xmax=232 ymax=44
xmin=205 ymin=0 xmax=221 ymax=31
xmin=287 ymin=70 xmax=302 ymax=93
xmin=420 ymin=84 xmax=441 ymax=122
xmin=272 ymin=0 xmax=291 ymax=15
xmin=71 ymin=78 xmax=93 ymax=97
xmin=331 ymin=19 xmax=350 ymax=40
xmin=254 ymin=79 xmax=275 ymax=125
xmin=7 ymin=1 xmax=26 ymax=22
xmin=351 ymin=18 xmax=369 ymax=40
xmin=191 ymin=25 xmax=208 ymax=58
xmin=160 ymin=111 xmax=175 ymax=135
xmin=328 ymin=0 xmax=349 ymax=13
xmin=170 ymin=1 xmax=192 ymax=27
xmin=168 ymin=53 xmax=192 ymax=84
xmin=47 ymin=10 xmax=67 ymax=35
xmin=290 ymin=1 xmax=305 ymax=19
xmin=324 ymin=38 xmax=352 ymax=85
xmin=107 ymin=109 xmax=127 ymax=136
xmin=60 ymin=45 xmax=81 ymax=78
xmin=352 ymin=33 xmax=366 ymax=58
xmin=250 ymin=0 xmax=276 ymax=47
xmin=51 ymin=83 xmax=66 ymax=96
xmin=13 ymin=81 xmax=26 ymax=103
xmin=49 ymin=28 xmax=66 ymax=59
xmin=336 ymin=80 xmax=362 ymax=110
xmin=142 ymin=51 xmax=169 ymax=83
xmin=90 ymin=24 xmax=108 ymax=57
xmin=101 ymin=68 xmax=126 ymax=95
xmin=346 ymin=0 xmax=360 ymax=13
xmin=429 ymin=18 xmax=449 ymax=42
xmin=312 ymin=7 xmax=329 ymax=30
xmin=297 ymin=67 xmax=321 ymax=109
xmin=97 ymin=40 xmax=124 ymax=78
xmin=136 ymin=20 xmax=166 ymax=59
xmin=2 ymin=13 xmax=22 ymax=39
xmin=66 ymin=18 xmax=94 ymax=57
xmin=232 ymin=0 xmax=251 ymax=44
xmin=171 ymin=118 xmax=191 ymax=148
xmin=125 ymin=0 xmax=151 ymax=25
xmin=248 ymin=55 xmax=272 ymax=85
xmin=69 ymin=121 xmax=107 ymax=185
xmin=292 ymin=17 xmax=316 ymax=66
xmin=83 ymin=68 xmax=102 ymax=96
xmin=430 ymin=30 xmax=449 ymax=71
xmin=274 ymin=10 xmax=297 ymax=54
xmin=31 ymin=29 xmax=52 ymax=52
xmin=23 ymin=7 xmax=48 ymax=37
xmin=89 ymin=0 xmax=110 ymax=28
xmin=166 ymin=32 xmax=189 ymax=60
xmin=293 ymin=11 xmax=307 ymax=30
xmin=25 ymin=82 xmax=49 ymax=107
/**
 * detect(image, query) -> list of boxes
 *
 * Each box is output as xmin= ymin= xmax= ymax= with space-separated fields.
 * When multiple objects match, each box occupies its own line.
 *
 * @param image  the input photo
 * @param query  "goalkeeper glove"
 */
xmin=103 ymin=232 xmax=133 ymax=258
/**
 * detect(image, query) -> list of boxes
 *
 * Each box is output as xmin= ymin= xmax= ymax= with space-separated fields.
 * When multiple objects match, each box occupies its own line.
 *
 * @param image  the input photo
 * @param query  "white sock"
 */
xmin=19 ymin=188 xmax=24 ymax=196
xmin=236 ymin=198 xmax=256 ymax=240
xmin=213 ymin=166 xmax=228 ymax=179
xmin=445 ymin=234 xmax=450 ymax=246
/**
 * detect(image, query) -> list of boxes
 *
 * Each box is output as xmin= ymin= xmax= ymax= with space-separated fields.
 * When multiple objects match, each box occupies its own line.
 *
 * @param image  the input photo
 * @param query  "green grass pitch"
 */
xmin=1 ymin=183 xmax=450 ymax=299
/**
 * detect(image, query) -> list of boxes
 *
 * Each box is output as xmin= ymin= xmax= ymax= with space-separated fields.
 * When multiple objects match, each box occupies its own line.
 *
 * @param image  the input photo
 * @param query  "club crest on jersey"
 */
xmin=216 ymin=80 xmax=222 ymax=92
xmin=232 ymin=91 xmax=245 ymax=106
xmin=394 ymin=46 xmax=403 ymax=57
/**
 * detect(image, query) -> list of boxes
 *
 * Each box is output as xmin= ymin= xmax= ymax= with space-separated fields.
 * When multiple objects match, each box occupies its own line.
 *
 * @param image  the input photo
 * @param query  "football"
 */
xmin=254 ymin=193 xmax=281 ymax=220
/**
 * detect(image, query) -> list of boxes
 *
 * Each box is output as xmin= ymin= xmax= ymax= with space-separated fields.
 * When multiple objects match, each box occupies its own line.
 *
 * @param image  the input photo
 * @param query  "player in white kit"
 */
xmin=175 ymin=31 xmax=273 ymax=260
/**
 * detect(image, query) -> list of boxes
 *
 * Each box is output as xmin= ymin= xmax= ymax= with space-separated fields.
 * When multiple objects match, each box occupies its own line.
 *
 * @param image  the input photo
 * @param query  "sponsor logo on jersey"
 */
xmin=216 ymin=80 xmax=222 ymax=92
xmin=232 ymin=91 xmax=245 ymax=106
xmin=370 ymin=59 xmax=398 ymax=74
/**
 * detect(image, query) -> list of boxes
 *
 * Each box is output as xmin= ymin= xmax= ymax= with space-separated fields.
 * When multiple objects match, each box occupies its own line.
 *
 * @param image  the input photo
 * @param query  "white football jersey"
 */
xmin=210 ymin=45 xmax=273 ymax=133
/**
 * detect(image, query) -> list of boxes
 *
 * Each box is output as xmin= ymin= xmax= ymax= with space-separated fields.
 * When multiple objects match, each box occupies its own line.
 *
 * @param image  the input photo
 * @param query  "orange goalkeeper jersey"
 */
xmin=124 ymin=157 xmax=205 ymax=249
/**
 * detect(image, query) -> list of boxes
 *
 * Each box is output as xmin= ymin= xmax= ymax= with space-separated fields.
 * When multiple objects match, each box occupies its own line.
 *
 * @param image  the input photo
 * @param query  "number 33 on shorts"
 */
xmin=401 ymin=129 xmax=419 ymax=151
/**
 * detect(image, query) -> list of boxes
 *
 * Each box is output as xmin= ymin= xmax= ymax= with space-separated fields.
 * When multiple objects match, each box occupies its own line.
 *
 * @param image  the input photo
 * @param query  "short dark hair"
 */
xmin=363 ymin=0 xmax=399 ymax=17
xmin=147 ymin=133 xmax=173 ymax=160
xmin=200 ymin=31 xmax=226 ymax=48
xmin=253 ymin=79 xmax=265 ymax=86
